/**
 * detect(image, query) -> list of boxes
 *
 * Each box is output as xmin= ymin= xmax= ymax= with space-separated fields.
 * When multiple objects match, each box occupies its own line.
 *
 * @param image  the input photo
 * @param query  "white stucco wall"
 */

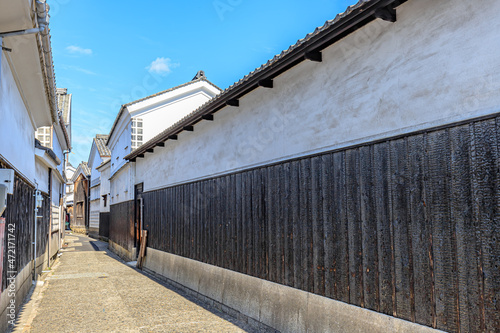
xmin=89 ymin=199 xmax=100 ymax=229
xmin=35 ymin=161 xmax=49 ymax=193
xmin=137 ymin=89 xmax=218 ymax=143
xmin=135 ymin=0 xmax=500 ymax=192
xmin=51 ymin=172 xmax=62 ymax=206
xmin=89 ymin=146 xmax=104 ymax=187
xmin=110 ymin=117 xmax=132 ymax=177
xmin=99 ymin=163 xmax=111 ymax=213
xmin=110 ymin=163 xmax=134 ymax=205
xmin=0 ymin=52 xmax=36 ymax=181
xmin=51 ymin=129 xmax=65 ymax=176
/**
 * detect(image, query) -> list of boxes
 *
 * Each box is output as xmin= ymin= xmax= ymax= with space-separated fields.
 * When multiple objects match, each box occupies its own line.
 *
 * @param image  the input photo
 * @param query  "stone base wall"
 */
xmin=70 ymin=226 xmax=87 ymax=235
xmin=109 ymin=240 xmax=136 ymax=262
xmin=143 ymin=248 xmax=444 ymax=333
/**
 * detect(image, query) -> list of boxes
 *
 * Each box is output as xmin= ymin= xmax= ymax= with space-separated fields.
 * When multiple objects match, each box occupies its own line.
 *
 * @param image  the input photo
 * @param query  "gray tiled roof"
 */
xmin=94 ymin=134 xmax=111 ymax=157
xmin=57 ymin=88 xmax=72 ymax=124
xmin=80 ymin=162 xmax=90 ymax=177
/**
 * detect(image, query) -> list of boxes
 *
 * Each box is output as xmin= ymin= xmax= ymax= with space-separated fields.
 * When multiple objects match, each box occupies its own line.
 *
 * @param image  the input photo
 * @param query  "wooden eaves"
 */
xmin=126 ymin=0 xmax=405 ymax=162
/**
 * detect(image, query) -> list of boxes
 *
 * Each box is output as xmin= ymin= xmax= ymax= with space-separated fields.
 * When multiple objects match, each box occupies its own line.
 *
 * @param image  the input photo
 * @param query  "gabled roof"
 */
xmin=126 ymin=0 xmax=406 ymax=161
xmin=94 ymin=134 xmax=111 ymax=157
xmin=106 ymin=76 xmax=221 ymax=145
xmin=71 ymin=162 xmax=91 ymax=183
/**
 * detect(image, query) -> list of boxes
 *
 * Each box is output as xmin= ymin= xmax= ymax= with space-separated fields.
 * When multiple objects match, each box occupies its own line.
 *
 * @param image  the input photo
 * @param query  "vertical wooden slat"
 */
xmin=427 ymin=129 xmax=459 ymax=332
xmin=311 ymin=156 xmax=325 ymax=296
xmin=290 ymin=160 xmax=302 ymax=290
xmin=321 ymin=154 xmax=335 ymax=299
xmin=254 ymin=169 xmax=265 ymax=279
xmin=471 ymin=120 xmax=500 ymax=332
xmin=223 ymin=176 xmax=230 ymax=270
xmin=390 ymin=138 xmax=414 ymax=321
xmin=300 ymin=158 xmax=314 ymax=293
xmin=235 ymin=174 xmax=242 ymax=272
xmin=268 ymin=166 xmax=277 ymax=282
xmin=210 ymin=181 xmax=215 ymax=265
xmin=332 ymin=151 xmax=349 ymax=303
xmin=346 ymin=149 xmax=363 ymax=307
xmin=373 ymin=142 xmax=395 ymax=315
xmin=360 ymin=145 xmax=379 ymax=311
xmin=251 ymin=169 xmax=260 ymax=278
xmin=259 ymin=169 xmax=268 ymax=280
xmin=449 ymin=125 xmax=482 ymax=332
xmin=407 ymin=134 xmax=434 ymax=327
xmin=243 ymin=172 xmax=251 ymax=275
xmin=276 ymin=166 xmax=284 ymax=285
xmin=283 ymin=162 xmax=294 ymax=287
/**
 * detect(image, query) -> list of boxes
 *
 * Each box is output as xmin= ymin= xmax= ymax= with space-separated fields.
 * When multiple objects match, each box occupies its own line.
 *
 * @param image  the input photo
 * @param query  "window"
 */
xmin=36 ymin=126 xmax=52 ymax=148
xmin=76 ymin=202 xmax=83 ymax=218
xmin=102 ymin=194 xmax=107 ymax=207
xmin=131 ymin=118 xmax=143 ymax=151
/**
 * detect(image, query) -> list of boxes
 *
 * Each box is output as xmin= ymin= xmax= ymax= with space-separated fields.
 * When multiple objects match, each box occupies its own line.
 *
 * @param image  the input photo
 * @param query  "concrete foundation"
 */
xmin=88 ymin=227 xmax=99 ymax=239
xmin=143 ymin=248 xmax=445 ymax=333
xmin=0 ymin=262 xmax=34 ymax=332
xmin=109 ymin=240 xmax=135 ymax=262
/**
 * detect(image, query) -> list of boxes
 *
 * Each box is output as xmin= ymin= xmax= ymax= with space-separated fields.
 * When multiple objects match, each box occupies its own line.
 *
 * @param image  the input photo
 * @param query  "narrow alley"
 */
xmin=15 ymin=235 xmax=255 ymax=332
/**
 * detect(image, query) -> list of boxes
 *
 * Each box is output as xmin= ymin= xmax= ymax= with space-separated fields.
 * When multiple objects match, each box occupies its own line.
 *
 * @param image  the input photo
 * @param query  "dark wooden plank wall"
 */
xmin=109 ymin=201 xmax=134 ymax=252
xmin=142 ymin=117 xmax=500 ymax=333
xmin=99 ymin=212 xmax=110 ymax=238
xmin=0 ymin=170 xmax=50 ymax=291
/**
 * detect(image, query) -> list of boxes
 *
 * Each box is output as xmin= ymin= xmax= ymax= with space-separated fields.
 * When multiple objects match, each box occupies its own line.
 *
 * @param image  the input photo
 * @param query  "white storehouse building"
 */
xmin=105 ymin=72 xmax=221 ymax=259
xmin=87 ymin=134 xmax=111 ymax=237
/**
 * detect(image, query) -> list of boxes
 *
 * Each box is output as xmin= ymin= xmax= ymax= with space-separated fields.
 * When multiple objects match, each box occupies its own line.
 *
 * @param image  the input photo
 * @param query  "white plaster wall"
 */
xmin=89 ymin=199 xmax=100 ymax=229
xmin=51 ymin=172 xmax=62 ymax=206
xmin=99 ymin=164 xmax=110 ymax=212
xmin=0 ymin=52 xmax=36 ymax=181
xmin=110 ymin=119 xmax=131 ymax=176
xmin=89 ymin=152 xmax=103 ymax=188
xmin=110 ymin=163 xmax=134 ymax=205
xmin=90 ymin=185 xmax=100 ymax=201
xmin=34 ymin=161 xmax=48 ymax=193
xmin=136 ymin=0 xmax=500 ymax=191
xmin=51 ymin=130 xmax=64 ymax=175
xmin=139 ymin=90 xmax=216 ymax=143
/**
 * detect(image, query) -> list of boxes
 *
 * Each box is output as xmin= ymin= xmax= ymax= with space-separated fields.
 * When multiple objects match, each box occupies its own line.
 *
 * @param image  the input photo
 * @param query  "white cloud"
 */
xmin=146 ymin=57 xmax=179 ymax=75
xmin=66 ymin=45 xmax=92 ymax=55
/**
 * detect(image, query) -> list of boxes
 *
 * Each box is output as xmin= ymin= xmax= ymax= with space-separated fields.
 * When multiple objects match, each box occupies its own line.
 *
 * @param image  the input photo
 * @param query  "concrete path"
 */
xmin=16 ymin=234 xmax=255 ymax=332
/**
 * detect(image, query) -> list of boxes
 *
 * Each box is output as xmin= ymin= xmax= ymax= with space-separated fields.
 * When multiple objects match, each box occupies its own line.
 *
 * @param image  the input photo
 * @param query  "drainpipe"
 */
xmin=0 ymin=0 xmax=48 ymax=38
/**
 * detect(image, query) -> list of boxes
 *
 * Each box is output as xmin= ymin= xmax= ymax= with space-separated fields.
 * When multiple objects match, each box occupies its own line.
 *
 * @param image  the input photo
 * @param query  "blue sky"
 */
xmin=49 ymin=0 xmax=356 ymax=165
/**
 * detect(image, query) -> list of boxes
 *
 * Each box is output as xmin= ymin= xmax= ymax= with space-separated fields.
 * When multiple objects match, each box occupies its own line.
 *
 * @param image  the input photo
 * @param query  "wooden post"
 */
xmin=136 ymin=230 xmax=147 ymax=269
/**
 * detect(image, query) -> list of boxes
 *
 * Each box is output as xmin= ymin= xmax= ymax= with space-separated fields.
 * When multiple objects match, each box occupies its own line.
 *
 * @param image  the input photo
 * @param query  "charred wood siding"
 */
xmin=142 ymin=117 xmax=500 ymax=332
xmin=73 ymin=176 xmax=88 ymax=228
xmin=0 ymin=169 xmax=50 ymax=291
xmin=109 ymin=201 xmax=134 ymax=252
xmin=99 ymin=212 xmax=110 ymax=238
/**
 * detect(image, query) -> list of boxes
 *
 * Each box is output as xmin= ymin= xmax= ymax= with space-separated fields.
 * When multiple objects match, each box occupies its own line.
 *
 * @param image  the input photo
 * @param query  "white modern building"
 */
xmin=87 ymin=134 xmax=111 ymax=237
xmin=95 ymin=159 xmax=111 ymax=239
